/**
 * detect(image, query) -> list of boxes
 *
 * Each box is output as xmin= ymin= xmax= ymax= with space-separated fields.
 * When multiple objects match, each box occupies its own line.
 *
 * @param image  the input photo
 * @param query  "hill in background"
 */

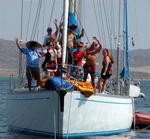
xmin=0 ymin=39 xmax=150 ymax=79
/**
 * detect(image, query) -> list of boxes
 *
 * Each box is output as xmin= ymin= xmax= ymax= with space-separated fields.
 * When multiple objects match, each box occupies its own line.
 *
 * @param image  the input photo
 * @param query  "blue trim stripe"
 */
xmin=7 ymin=97 xmax=132 ymax=104
xmin=9 ymin=126 xmax=130 ymax=138
xmin=76 ymin=98 xmax=132 ymax=105
xmin=62 ymin=128 xmax=130 ymax=138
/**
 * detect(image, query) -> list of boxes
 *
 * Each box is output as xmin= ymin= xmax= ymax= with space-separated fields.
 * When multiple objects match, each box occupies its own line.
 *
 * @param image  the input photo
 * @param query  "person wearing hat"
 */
xmin=83 ymin=36 xmax=102 ymax=89
xmin=43 ymin=19 xmax=61 ymax=48
xmin=42 ymin=20 xmax=63 ymax=76
xmin=43 ymin=27 xmax=54 ymax=47
xmin=16 ymin=38 xmax=42 ymax=91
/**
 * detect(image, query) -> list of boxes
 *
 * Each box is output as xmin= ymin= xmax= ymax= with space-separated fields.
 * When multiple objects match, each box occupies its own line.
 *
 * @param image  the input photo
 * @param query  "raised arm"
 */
xmin=93 ymin=36 xmax=102 ymax=50
xmin=54 ymin=19 xmax=63 ymax=42
xmin=15 ymin=38 xmax=22 ymax=51
xmin=87 ymin=37 xmax=102 ymax=55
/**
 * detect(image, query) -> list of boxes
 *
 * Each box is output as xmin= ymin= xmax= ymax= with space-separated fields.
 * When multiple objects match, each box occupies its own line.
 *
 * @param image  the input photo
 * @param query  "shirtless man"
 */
xmin=83 ymin=37 xmax=102 ymax=88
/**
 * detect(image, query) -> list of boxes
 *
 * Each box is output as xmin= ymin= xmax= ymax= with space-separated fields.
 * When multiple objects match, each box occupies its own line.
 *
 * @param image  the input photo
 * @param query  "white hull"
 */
xmin=7 ymin=88 xmax=133 ymax=138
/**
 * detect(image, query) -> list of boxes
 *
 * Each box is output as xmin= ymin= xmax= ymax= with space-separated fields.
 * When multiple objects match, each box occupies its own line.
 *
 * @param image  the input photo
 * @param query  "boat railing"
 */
xmin=9 ymin=74 xmax=16 ymax=92
xmin=8 ymin=64 xmax=82 ymax=92
xmin=9 ymin=73 xmax=28 ymax=92
xmin=8 ymin=64 xmax=131 ymax=96
xmin=106 ymin=78 xmax=130 ymax=96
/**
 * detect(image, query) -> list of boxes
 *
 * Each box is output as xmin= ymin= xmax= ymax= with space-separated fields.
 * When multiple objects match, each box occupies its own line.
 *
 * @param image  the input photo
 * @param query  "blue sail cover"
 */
xmin=75 ymin=28 xmax=81 ymax=43
xmin=45 ymin=77 xmax=74 ymax=91
xmin=120 ymin=66 xmax=129 ymax=79
xmin=125 ymin=0 xmax=129 ymax=78
xmin=68 ymin=12 xmax=81 ymax=43
xmin=120 ymin=0 xmax=129 ymax=79
xmin=68 ymin=12 xmax=77 ymax=27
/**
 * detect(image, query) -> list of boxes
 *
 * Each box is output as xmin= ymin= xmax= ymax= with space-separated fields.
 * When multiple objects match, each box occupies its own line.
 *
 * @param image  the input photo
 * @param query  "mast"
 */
xmin=120 ymin=0 xmax=129 ymax=80
xmin=116 ymin=0 xmax=122 ymax=94
xmin=69 ymin=0 xmax=75 ymax=13
xmin=18 ymin=0 xmax=24 ymax=82
xmin=62 ymin=0 xmax=69 ymax=66
xmin=68 ymin=0 xmax=78 ymax=27
xmin=124 ymin=0 xmax=129 ymax=78
xmin=61 ymin=0 xmax=78 ymax=73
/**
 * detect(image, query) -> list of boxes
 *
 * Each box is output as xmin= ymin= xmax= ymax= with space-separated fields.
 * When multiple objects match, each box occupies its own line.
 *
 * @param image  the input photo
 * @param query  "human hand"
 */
xmin=102 ymin=72 xmax=106 ymax=76
xmin=15 ymin=38 xmax=22 ymax=45
xmin=15 ymin=38 xmax=19 ymax=44
xmin=54 ymin=19 xmax=60 ymax=29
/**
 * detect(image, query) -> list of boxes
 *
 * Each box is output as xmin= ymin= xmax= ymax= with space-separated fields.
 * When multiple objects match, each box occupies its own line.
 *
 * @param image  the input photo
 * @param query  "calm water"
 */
xmin=0 ymin=77 xmax=150 ymax=139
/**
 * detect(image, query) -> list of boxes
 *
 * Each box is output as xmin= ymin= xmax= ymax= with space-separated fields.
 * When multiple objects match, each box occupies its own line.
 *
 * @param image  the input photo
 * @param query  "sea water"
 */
xmin=0 ymin=77 xmax=149 ymax=139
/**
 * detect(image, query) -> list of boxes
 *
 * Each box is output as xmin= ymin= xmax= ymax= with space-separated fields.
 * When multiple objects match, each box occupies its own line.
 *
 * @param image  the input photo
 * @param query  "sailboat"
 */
xmin=7 ymin=0 xmax=140 ymax=138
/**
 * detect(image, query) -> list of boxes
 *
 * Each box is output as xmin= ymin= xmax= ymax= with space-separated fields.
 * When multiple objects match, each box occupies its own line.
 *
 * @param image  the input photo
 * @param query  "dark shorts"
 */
xmin=26 ymin=67 xmax=40 ymax=81
xmin=101 ymin=72 xmax=112 ymax=80
xmin=83 ymin=64 xmax=96 ymax=83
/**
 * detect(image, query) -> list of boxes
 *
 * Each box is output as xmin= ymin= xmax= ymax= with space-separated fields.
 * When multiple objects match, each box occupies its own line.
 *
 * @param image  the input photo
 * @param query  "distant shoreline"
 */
xmin=0 ymin=68 xmax=150 ymax=80
xmin=0 ymin=68 xmax=17 ymax=77
xmin=130 ymin=66 xmax=150 ymax=74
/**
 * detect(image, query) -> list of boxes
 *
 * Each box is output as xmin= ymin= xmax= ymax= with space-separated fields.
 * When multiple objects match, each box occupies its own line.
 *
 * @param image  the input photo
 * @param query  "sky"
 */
xmin=0 ymin=0 xmax=150 ymax=49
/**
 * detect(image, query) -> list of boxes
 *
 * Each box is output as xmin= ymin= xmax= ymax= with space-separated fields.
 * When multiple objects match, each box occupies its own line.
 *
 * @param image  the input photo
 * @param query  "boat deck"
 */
xmin=8 ymin=87 xmax=131 ymax=99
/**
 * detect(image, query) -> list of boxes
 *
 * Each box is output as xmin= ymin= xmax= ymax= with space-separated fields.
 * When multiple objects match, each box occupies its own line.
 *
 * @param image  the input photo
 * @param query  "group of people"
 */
xmin=16 ymin=19 xmax=114 ymax=94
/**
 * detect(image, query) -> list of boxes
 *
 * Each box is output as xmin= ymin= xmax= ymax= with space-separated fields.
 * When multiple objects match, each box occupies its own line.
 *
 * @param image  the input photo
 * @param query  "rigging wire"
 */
xmin=82 ymin=0 xmax=85 ymax=28
xmin=102 ymin=0 xmax=112 ymax=49
xmin=97 ymin=0 xmax=107 ymax=46
xmin=93 ymin=0 xmax=101 ymax=39
xmin=36 ymin=21 xmax=40 ymax=40
xmin=30 ymin=0 xmax=40 ymax=39
xmin=25 ymin=0 xmax=33 ymax=41
xmin=18 ymin=0 xmax=24 ymax=84
xmin=30 ymin=0 xmax=39 ymax=39
xmin=69 ymin=0 xmax=91 ymax=45
xmin=33 ymin=0 xmax=42 ymax=40
xmin=110 ymin=0 xmax=116 ymax=39
xmin=97 ymin=0 xmax=107 ymax=68
xmin=42 ymin=0 xmax=46 ymax=40
xmin=106 ymin=0 xmax=116 ymax=54
xmin=110 ymin=0 xmax=116 ymax=53
xmin=116 ymin=0 xmax=122 ymax=94
xmin=118 ymin=0 xmax=122 ymax=44
xmin=131 ymin=0 xmax=138 ymax=48
xmin=20 ymin=0 xmax=23 ymax=40
xmin=48 ymin=0 xmax=56 ymax=27
xmin=30 ymin=0 xmax=42 ymax=40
